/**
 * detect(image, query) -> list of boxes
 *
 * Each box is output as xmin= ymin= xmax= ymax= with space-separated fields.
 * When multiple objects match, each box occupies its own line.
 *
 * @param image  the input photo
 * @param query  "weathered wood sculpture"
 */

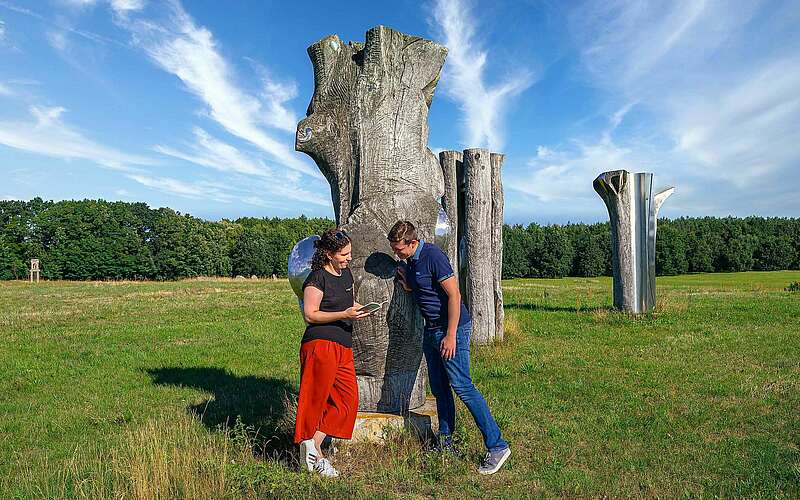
xmin=593 ymin=170 xmax=674 ymax=313
xmin=439 ymin=149 xmax=505 ymax=344
xmin=295 ymin=26 xmax=447 ymax=412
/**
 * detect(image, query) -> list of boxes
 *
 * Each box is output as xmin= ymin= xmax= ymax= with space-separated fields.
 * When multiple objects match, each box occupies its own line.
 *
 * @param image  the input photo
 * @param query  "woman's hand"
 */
xmin=344 ymin=306 xmax=371 ymax=320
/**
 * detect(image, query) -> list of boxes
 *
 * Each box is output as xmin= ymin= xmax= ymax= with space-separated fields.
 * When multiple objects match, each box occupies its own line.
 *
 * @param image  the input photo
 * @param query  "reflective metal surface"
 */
xmin=594 ymin=170 xmax=674 ymax=313
xmin=433 ymin=204 xmax=453 ymax=255
xmin=288 ymin=235 xmax=319 ymax=302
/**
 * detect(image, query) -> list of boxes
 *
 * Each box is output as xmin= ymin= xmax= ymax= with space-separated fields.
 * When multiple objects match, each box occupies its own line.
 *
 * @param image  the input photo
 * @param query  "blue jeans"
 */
xmin=423 ymin=321 xmax=508 ymax=452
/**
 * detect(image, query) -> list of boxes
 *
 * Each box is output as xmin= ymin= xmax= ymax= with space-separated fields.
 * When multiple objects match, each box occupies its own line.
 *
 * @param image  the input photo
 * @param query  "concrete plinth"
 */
xmin=350 ymin=397 xmax=438 ymax=443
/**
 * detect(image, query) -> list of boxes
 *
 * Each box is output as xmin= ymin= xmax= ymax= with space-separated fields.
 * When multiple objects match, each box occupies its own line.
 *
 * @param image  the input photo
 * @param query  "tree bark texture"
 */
xmin=437 ymin=149 xmax=505 ymax=344
xmin=296 ymin=26 xmax=447 ymax=412
xmin=463 ymin=149 xmax=495 ymax=343
xmin=490 ymin=153 xmax=505 ymax=342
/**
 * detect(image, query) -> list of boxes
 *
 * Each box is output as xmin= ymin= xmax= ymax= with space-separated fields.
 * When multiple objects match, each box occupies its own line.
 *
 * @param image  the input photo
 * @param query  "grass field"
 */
xmin=1 ymin=272 xmax=799 ymax=498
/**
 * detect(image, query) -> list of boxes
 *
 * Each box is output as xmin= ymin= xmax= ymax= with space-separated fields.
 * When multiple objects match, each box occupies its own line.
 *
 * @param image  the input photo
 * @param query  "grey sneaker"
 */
xmin=313 ymin=457 xmax=340 ymax=478
xmin=478 ymin=447 xmax=511 ymax=475
xmin=299 ymin=439 xmax=318 ymax=472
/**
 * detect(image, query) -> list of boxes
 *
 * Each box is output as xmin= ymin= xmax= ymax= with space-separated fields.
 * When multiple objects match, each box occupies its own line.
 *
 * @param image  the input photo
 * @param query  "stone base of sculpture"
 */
xmin=347 ymin=397 xmax=438 ymax=444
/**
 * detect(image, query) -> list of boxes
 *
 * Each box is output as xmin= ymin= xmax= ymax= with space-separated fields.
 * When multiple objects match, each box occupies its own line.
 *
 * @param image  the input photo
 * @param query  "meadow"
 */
xmin=1 ymin=272 xmax=798 ymax=498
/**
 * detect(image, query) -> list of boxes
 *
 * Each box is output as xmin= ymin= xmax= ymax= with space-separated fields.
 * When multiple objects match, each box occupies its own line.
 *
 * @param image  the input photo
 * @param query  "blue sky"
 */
xmin=1 ymin=0 xmax=798 ymax=224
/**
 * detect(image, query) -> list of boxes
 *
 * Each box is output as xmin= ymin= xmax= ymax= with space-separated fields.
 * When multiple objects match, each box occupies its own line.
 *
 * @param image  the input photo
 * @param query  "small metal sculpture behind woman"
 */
xmin=294 ymin=229 xmax=371 ymax=477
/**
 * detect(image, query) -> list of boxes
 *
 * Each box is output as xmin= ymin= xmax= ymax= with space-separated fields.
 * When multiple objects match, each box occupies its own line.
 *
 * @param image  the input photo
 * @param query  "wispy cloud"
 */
xmin=114 ymin=1 xmax=317 ymax=178
xmin=0 ymin=19 xmax=6 ymax=41
xmin=0 ymin=105 xmax=156 ymax=170
xmin=0 ymin=82 xmax=12 ymax=96
xmin=155 ymin=127 xmax=272 ymax=178
xmin=154 ymin=128 xmax=330 ymax=206
xmin=110 ymin=0 xmax=144 ymax=12
xmin=126 ymin=174 xmax=234 ymax=202
xmin=513 ymin=0 xmax=800 ymax=218
xmin=508 ymin=104 xmax=645 ymax=203
xmin=430 ymin=0 xmax=532 ymax=150
xmin=0 ymin=1 xmax=125 ymax=46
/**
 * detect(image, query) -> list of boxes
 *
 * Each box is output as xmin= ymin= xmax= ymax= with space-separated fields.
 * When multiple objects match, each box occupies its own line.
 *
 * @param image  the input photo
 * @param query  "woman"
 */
xmin=294 ymin=229 xmax=369 ymax=478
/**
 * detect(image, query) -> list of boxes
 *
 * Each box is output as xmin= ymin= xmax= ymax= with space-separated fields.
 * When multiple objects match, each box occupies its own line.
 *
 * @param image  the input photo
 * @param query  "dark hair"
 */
xmin=311 ymin=229 xmax=352 ymax=271
xmin=387 ymin=220 xmax=418 ymax=243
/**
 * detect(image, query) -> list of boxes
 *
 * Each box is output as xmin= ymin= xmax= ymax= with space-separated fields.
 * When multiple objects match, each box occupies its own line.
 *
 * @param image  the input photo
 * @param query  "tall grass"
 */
xmin=1 ymin=273 xmax=798 ymax=497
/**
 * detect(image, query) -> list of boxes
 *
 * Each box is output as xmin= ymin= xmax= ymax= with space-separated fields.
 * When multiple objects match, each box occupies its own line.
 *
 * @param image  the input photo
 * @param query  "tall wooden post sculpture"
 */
xmin=593 ymin=170 xmax=674 ymax=313
xmin=295 ymin=26 xmax=448 ymax=412
xmin=29 ymin=259 xmax=40 ymax=283
xmin=438 ymin=149 xmax=505 ymax=344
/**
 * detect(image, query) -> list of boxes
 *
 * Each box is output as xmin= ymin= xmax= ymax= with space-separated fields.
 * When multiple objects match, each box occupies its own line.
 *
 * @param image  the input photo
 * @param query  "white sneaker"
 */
xmin=313 ymin=457 xmax=340 ymax=478
xmin=299 ymin=439 xmax=319 ymax=471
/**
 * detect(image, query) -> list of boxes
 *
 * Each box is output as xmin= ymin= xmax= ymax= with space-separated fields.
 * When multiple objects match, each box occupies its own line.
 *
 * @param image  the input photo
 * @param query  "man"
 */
xmin=388 ymin=220 xmax=511 ymax=475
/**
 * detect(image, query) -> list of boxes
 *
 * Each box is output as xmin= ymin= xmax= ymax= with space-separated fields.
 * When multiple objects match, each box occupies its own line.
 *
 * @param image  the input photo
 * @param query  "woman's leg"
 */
xmin=318 ymin=345 xmax=359 ymax=439
xmin=295 ymin=340 xmax=339 ymax=451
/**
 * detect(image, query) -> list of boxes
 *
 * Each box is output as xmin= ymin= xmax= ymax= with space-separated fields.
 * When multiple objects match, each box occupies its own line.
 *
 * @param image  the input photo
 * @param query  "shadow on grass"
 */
xmin=504 ymin=302 xmax=614 ymax=313
xmin=146 ymin=367 xmax=297 ymax=461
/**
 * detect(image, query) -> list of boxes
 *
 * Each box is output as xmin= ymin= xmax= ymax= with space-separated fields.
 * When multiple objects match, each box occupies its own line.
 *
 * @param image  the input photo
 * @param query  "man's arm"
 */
xmin=439 ymin=276 xmax=460 ymax=360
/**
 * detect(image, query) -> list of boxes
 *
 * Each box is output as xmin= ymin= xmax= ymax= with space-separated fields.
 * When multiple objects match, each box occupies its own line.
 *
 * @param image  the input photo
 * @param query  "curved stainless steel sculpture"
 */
xmin=288 ymin=235 xmax=320 ymax=313
xmin=593 ymin=170 xmax=674 ymax=313
xmin=433 ymin=205 xmax=453 ymax=259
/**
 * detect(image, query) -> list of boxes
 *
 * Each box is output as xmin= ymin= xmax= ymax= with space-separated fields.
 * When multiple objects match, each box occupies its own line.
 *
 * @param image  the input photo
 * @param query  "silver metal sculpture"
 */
xmin=593 ymin=170 xmax=674 ymax=313
xmin=288 ymin=235 xmax=320 ymax=313
xmin=433 ymin=205 xmax=454 ymax=260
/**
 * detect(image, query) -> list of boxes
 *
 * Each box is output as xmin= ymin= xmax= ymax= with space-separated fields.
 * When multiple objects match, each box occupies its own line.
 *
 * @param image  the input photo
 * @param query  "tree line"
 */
xmin=1 ymin=199 xmax=798 ymax=280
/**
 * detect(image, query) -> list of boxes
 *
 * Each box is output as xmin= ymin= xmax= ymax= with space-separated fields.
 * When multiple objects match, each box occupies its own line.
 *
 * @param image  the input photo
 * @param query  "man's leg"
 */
xmin=443 ymin=322 xmax=508 ymax=452
xmin=422 ymin=328 xmax=456 ymax=438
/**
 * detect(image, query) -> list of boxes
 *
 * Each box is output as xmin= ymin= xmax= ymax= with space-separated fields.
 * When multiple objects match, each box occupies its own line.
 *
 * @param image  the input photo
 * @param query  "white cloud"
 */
xmin=110 ymin=0 xmax=144 ymax=12
xmin=671 ymin=56 xmax=800 ymax=184
xmin=259 ymin=76 xmax=298 ymax=133
xmin=0 ymin=82 xmax=12 ymax=97
xmin=511 ymin=138 xmax=637 ymax=203
xmin=0 ymin=19 xmax=6 ymax=41
xmin=126 ymin=174 xmax=233 ymax=202
xmin=512 ymin=0 xmax=800 ymax=218
xmin=115 ymin=2 xmax=317 ymax=178
xmin=431 ymin=0 xmax=532 ymax=150
xmin=154 ymin=128 xmax=330 ymax=206
xmin=46 ymin=30 xmax=68 ymax=52
xmin=0 ymin=105 xmax=156 ymax=170
xmin=155 ymin=127 xmax=273 ymax=178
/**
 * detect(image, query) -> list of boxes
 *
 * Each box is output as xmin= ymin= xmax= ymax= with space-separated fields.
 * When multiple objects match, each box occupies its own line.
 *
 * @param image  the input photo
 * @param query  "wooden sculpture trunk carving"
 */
xmin=295 ymin=26 xmax=447 ymax=412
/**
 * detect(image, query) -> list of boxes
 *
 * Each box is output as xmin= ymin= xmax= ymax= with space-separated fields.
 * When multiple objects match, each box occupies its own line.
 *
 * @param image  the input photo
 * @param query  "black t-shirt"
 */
xmin=301 ymin=267 xmax=355 ymax=348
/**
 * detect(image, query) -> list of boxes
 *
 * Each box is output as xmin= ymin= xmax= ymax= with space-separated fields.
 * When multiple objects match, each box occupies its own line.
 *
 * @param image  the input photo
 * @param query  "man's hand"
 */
xmin=440 ymin=332 xmax=456 ymax=360
xmin=395 ymin=266 xmax=412 ymax=293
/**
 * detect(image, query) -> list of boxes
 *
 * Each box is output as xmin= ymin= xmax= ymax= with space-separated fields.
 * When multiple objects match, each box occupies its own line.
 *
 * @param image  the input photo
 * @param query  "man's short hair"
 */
xmin=388 ymin=220 xmax=418 ymax=243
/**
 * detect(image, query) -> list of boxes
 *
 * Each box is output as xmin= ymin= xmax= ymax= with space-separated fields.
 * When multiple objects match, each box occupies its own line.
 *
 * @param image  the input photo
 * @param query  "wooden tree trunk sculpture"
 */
xmin=439 ymin=149 xmax=506 ymax=344
xmin=296 ymin=26 xmax=447 ymax=412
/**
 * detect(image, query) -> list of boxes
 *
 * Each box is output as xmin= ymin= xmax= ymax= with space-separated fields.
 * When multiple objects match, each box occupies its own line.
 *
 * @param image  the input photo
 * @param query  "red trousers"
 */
xmin=294 ymin=339 xmax=358 ymax=443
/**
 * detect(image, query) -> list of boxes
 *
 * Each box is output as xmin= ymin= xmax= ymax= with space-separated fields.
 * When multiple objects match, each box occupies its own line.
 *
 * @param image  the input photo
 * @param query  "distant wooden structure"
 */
xmin=29 ymin=259 xmax=40 ymax=283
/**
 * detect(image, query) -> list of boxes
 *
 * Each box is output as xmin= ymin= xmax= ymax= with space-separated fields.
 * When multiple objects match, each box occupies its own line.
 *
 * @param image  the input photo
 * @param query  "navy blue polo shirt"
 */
xmin=405 ymin=240 xmax=471 ymax=329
